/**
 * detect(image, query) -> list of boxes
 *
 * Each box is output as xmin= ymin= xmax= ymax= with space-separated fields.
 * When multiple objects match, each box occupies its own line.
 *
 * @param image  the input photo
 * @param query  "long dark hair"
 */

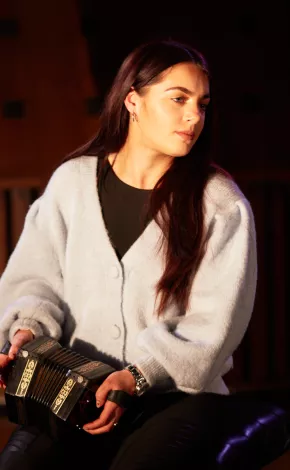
xmin=65 ymin=40 xmax=226 ymax=315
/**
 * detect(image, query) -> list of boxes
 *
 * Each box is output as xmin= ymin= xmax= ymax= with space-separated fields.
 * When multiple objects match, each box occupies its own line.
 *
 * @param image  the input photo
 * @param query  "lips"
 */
xmin=175 ymin=131 xmax=195 ymax=141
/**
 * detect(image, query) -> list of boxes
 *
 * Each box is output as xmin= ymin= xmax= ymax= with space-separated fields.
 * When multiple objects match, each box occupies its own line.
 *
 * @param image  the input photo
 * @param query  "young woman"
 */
xmin=0 ymin=40 xmax=257 ymax=469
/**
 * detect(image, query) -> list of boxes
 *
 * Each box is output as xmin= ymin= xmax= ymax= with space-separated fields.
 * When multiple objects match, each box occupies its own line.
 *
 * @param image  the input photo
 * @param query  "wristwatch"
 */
xmin=125 ymin=364 xmax=149 ymax=397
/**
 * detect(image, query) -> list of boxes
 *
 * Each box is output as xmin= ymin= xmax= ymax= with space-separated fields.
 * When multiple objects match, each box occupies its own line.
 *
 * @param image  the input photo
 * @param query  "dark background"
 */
xmin=77 ymin=1 xmax=290 ymax=175
xmin=0 ymin=0 xmax=290 ymax=392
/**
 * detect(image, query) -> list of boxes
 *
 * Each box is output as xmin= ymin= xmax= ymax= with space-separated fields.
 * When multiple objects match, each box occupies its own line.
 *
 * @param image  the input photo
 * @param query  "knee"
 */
xmin=0 ymin=450 xmax=25 ymax=470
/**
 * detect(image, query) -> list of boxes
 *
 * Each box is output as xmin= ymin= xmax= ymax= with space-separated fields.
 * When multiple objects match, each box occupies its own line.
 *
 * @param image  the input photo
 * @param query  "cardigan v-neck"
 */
xmin=86 ymin=157 xmax=162 ymax=271
xmin=97 ymin=161 xmax=153 ymax=261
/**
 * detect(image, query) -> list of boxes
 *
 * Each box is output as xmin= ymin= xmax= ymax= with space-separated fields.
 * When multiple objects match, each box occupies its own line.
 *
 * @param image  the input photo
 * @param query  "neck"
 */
xmin=108 ymin=143 xmax=173 ymax=190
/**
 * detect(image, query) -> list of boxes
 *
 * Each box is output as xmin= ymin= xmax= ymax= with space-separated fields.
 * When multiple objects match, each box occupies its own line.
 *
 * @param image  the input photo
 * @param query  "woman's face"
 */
xmin=128 ymin=62 xmax=210 ymax=158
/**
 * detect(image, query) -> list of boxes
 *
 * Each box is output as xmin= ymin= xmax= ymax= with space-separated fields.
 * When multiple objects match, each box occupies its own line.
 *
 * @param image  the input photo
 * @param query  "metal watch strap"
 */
xmin=125 ymin=364 xmax=149 ymax=396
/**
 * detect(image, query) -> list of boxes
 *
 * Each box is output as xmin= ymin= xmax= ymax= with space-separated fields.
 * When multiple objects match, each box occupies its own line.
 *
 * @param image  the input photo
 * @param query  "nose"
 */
xmin=184 ymin=109 xmax=202 ymax=123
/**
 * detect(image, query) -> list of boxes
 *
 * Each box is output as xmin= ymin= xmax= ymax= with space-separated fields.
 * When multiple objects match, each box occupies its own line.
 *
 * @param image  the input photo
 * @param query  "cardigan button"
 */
xmin=111 ymin=324 xmax=121 ymax=339
xmin=110 ymin=266 xmax=119 ymax=278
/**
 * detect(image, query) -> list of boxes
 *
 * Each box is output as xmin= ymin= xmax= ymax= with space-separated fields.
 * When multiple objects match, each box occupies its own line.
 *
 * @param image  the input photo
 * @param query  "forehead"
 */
xmin=152 ymin=62 xmax=210 ymax=96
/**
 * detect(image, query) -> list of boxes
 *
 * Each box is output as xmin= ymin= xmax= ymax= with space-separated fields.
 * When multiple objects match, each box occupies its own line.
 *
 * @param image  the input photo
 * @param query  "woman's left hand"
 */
xmin=83 ymin=370 xmax=136 ymax=435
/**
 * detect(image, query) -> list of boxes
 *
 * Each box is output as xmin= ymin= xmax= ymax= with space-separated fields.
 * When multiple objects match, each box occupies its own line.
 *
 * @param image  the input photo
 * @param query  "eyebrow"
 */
xmin=165 ymin=86 xmax=210 ymax=99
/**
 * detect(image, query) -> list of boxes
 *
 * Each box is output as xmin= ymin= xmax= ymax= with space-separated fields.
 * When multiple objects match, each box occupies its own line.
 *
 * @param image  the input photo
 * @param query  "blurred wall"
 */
xmin=0 ymin=0 xmax=98 ymax=181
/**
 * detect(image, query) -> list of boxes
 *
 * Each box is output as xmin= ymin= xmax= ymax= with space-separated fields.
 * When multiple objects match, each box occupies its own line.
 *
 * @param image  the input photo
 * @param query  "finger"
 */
xmin=9 ymin=330 xmax=33 ymax=359
xmin=107 ymin=389 xmax=133 ymax=409
xmin=0 ymin=380 xmax=6 ymax=389
xmin=95 ymin=381 xmax=112 ymax=408
xmin=84 ymin=415 xmax=116 ymax=435
xmin=84 ymin=405 xmax=124 ymax=435
xmin=83 ymin=400 xmax=117 ymax=431
xmin=0 ymin=354 xmax=12 ymax=368
xmin=8 ymin=345 xmax=19 ymax=360
xmin=13 ymin=330 xmax=33 ymax=348
xmin=84 ymin=402 xmax=117 ymax=431
xmin=0 ymin=353 xmax=12 ymax=388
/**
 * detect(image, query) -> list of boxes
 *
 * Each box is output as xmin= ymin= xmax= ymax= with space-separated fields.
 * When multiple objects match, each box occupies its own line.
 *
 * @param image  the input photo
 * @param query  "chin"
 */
xmin=167 ymin=146 xmax=193 ymax=158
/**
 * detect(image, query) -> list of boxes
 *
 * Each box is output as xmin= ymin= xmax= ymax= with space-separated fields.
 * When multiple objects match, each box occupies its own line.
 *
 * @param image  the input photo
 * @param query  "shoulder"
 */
xmin=43 ymin=155 xmax=98 ymax=200
xmin=203 ymin=170 xmax=256 ymax=244
xmin=25 ymin=156 xmax=98 ymax=227
xmin=204 ymin=170 xmax=252 ymax=218
xmin=48 ymin=155 xmax=97 ymax=188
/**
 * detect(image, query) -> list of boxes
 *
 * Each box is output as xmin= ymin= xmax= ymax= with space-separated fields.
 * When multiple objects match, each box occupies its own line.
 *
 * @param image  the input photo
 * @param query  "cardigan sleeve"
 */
xmin=134 ymin=197 xmax=257 ymax=393
xmin=0 ymin=172 xmax=67 ymax=349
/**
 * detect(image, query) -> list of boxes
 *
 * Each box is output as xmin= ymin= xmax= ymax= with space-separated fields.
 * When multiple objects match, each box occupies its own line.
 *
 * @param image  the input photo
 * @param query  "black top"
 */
xmin=98 ymin=163 xmax=153 ymax=260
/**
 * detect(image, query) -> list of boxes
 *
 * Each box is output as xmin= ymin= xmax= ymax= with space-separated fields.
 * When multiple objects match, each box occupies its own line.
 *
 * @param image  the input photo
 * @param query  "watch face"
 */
xmin=126 ymin=365 xmax=148 ymax=396
xmin=135 ymin=380 xmax=148 ymax=396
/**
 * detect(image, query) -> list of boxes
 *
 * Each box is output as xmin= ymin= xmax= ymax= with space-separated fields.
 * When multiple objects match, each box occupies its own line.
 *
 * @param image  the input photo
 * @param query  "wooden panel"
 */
xmin=248 ymin=184 xmax=269 ymax=384
xmin=0 ymin=0 xmax=98 ymax=179
xmin=0 ymin=181 xmax=41 ymax=276
xmin=0 ymin=191 xmax=7 ymax=273
xmin=0 ymin=178 xmax=42 ymax=190
xmin=271 ymin=188 xmax=287 ymax=380
xmin=10 ymin=188 xmax=31 ymax=247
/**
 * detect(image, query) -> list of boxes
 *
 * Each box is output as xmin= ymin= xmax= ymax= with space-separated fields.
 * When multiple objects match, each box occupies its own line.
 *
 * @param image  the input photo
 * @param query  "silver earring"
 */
xmin=132 ymin=112 xmax=138 ymax=122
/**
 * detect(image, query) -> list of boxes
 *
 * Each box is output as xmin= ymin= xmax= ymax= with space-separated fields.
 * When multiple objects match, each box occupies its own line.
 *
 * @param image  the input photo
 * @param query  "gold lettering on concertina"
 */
xmin=52 ymin=378 xmax=76 ymax=414
xmin=16 ymin=359 xmax=37 ymax=397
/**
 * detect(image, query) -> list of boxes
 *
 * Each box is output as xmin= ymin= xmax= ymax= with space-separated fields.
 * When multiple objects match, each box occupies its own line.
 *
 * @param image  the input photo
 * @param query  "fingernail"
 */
xmin=96 ymin=401 xmax=101 ymax=408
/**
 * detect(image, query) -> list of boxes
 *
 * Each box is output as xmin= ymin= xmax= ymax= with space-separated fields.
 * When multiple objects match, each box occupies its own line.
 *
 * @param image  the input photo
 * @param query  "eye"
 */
xmin=199 ymin=103 xmax=209 ymax=112
xmin=172 ymin=96 xmax=186 ymax=104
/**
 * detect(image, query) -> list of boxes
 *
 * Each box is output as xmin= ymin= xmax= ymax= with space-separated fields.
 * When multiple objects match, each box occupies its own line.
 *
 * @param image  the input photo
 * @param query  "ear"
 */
xmin=124 ymin=88 xmax=140 ymax=115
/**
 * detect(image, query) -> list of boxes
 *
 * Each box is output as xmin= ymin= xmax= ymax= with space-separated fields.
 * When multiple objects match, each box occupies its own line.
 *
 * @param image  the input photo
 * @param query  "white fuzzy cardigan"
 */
xmin=0 ymin=156 xmax=257 ymax=395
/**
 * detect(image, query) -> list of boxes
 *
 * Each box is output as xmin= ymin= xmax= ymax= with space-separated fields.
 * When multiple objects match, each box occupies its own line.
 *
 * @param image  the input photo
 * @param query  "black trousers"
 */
xmin=0 ymin=392 xmax=274 ymax=470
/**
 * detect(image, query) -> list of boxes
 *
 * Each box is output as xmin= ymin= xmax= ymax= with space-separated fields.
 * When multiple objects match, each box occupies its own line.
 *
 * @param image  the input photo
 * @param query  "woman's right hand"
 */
xmin=0 ymin=329 xmax=34 ymax=388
